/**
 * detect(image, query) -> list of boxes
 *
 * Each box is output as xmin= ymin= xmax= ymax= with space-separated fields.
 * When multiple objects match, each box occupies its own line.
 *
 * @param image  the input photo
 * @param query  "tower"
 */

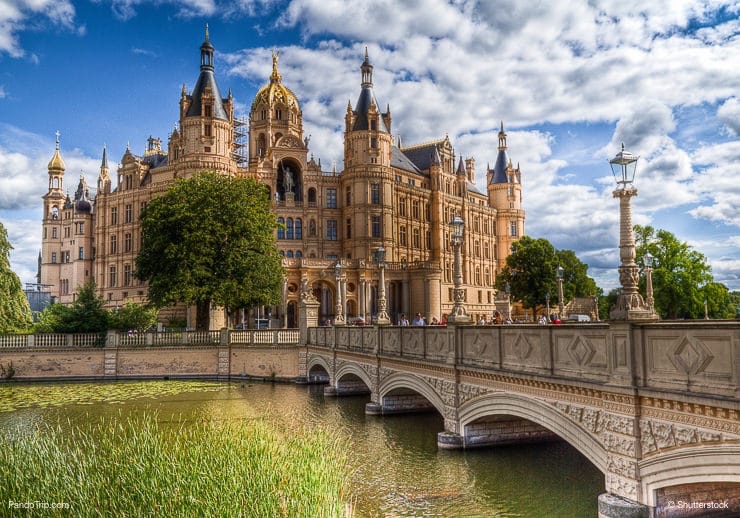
xmin=487 ymin=122 xmax=524 ymax=270
xmin=40 ymin=132 xmax=67 ymax=300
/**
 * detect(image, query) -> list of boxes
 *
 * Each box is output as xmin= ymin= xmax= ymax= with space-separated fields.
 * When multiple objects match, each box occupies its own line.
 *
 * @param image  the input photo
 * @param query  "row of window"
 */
xmin=108 ymin=264 xmax=134 ymax=288
xmin=108 ymin=203 xmax=146 ymax=225
xmin=444 ymin=263 xmax=495 ymax=287
xmin=109 ymin=233 xmax=136 ymax=254
xmin=279 ymin=250 xmax=303 ymax=258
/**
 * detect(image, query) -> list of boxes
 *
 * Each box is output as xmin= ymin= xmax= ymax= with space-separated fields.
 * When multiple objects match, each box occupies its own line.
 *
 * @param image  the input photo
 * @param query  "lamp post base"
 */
xmin=610 ymin=294 xmax=658 ymax=321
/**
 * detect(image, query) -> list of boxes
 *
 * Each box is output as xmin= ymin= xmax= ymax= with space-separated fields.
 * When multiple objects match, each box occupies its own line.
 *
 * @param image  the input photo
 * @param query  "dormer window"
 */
xmin=275 ymin=109 xmax=282 ymax=120
xmin=204 ymin=104 xmax=212 ymax=118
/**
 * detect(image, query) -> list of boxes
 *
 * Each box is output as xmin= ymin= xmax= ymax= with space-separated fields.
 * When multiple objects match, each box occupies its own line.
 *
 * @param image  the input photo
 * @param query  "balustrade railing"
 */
xmin=0 ymin=329 xmax=299 ymax=349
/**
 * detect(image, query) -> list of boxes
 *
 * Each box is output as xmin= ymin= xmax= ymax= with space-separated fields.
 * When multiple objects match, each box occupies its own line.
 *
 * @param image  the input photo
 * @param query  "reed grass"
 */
xmin=0 ymin=413 xmax=351 ymax=517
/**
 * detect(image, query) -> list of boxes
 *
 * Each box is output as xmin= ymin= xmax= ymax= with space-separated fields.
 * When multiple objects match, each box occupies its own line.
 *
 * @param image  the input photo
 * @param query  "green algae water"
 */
xmin=0 ymin=381 xmax=602 ymax=516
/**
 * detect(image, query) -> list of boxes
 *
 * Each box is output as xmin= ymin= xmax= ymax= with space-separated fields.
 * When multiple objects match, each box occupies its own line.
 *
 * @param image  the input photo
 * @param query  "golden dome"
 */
xmin=251 ymin=52 xmax=300 ymax=113
xmin=48 ymin=133 xmax=66 ymax=171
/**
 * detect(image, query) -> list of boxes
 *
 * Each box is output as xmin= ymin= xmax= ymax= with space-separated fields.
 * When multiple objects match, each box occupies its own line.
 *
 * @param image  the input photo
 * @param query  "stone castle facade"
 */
xmin=40 ymin=29 xmax=525 ymax=328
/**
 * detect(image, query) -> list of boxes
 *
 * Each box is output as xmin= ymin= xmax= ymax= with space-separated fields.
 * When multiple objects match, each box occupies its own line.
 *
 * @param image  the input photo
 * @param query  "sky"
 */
xmin=1 ymin=0 xmax=738 ymax=293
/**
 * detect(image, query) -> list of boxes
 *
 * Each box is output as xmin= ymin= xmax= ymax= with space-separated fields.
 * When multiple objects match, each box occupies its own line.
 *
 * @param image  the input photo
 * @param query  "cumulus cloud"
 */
xmin=717 ymin=97 xmax=740 ymax=136
xmin=0 ymin=0 xmax=77 ymax=57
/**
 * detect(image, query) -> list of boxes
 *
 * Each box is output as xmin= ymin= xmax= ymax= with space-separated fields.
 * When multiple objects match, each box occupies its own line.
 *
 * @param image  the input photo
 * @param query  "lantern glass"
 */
xmin=375 ymin=246 xmax=386 ymax=265
xmin=449 ymin=216 xmax=464 ymax=243
xmin=643 ymin=252 xmax=654 ymax=268
xmin=556 ymin=265 xmax=564 ymax=280
xmin=609 ymin=143 xmax=639 ymax=187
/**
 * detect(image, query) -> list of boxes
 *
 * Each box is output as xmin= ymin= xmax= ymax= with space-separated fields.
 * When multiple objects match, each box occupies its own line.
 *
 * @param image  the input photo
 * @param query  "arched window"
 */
xmin=257 ymin=134 xmax=266 ymax=156
xmin=295 ymin=218 xmax=303 ymax=239
xmin=286 ymin=218 xmax=294 ymax=240
xmin=277 ymin=217 xmax=285 ymax=239
xmin=308 ymin=188 xmax=317 ymax=204
xmin=286 ymin=250 xmax=293 ymax=258
xmin=295 ymin=250 xmax=302 ymax=258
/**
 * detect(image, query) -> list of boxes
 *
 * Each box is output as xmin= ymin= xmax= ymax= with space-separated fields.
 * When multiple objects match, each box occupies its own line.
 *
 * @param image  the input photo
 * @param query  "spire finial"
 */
xmin=365 ymin=46 xmax=369 ymax=60
xmin=55 ymin=130 xmax=60 ymax=149
xmin=205 ymin=23 xmax=209 ymax=41
xmin=270 ymin=50 xmax=282 ymax=83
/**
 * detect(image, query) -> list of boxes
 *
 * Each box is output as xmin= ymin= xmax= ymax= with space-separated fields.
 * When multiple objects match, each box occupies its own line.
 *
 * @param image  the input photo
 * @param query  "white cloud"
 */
xmin=0 ymin=85 xmax=6 ymax=98
xmin=717 ymin=97 xmax=740 ymax=136
xmin=0 ymin=0 xmax=76 ymax=57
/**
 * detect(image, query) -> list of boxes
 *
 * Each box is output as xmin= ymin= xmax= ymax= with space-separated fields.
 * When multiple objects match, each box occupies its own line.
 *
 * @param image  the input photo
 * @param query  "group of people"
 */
xmin=398 ymin=313 xmax=447 ymax=326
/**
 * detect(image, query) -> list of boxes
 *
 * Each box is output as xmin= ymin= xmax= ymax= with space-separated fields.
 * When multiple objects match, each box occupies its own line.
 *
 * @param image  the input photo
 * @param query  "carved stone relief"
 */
xmin=639 ymin=418 xmax=726 ymax=456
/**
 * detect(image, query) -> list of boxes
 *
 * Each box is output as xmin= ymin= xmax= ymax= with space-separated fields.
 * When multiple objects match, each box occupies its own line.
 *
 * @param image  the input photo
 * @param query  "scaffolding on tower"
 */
xmin=233 ymin=115 xmax=249 ymax=167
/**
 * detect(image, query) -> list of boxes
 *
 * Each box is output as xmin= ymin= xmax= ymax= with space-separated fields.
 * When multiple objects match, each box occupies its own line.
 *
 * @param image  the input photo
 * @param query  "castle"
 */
xmin=40 ymin=28 xmax=525 ymax=329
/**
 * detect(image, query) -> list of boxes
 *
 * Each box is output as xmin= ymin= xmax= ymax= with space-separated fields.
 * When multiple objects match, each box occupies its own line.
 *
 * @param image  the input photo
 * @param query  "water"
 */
xmin=0 ymin=381 xmax=603 ymax=516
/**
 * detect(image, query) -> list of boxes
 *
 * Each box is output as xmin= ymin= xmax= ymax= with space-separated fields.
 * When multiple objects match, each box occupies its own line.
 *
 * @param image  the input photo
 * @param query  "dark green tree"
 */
xmin=495 ymin=236 xmax=600 ymax=319
xmin=109 ymin=302 xmax=159 ymax=332
xmin=34 ymin=279 xmax=109 ymax=335
xmin=634 ymin=225 xmax=718 ymax=319
xmin=0 ymin=222 xmax=33 ymax=333
xmin=136 ymin=172 xmax=283 ymax=330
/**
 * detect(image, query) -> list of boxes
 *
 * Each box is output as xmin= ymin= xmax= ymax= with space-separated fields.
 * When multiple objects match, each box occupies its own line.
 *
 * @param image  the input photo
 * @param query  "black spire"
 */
xmin=200 ymin=23 xmax=214 ymax=70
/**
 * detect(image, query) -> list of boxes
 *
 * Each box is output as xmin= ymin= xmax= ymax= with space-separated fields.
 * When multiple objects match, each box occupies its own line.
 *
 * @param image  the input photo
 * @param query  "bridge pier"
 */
xmin=597 ymin=493 xmax=647 ymax=518
xmin=365 ymin=392 xmax=436 ymax=416
xmin=324 ymin=380 xmax=371 ymax=397
xmin=437 ymin=416 xmax=560 ymax=449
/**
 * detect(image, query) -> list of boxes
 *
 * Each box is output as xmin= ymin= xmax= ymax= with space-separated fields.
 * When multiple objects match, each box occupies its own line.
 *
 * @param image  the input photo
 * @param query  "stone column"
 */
xmin=359 ymin=279 xmax=366 ymax=320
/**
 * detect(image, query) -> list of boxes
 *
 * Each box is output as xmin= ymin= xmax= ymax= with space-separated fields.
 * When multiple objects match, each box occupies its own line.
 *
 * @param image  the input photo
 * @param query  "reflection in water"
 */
xmin=0 ymin=381 xmax=602 ymax=517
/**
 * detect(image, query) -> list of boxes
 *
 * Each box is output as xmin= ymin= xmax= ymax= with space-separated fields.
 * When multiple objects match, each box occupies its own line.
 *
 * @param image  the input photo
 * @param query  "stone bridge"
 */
xmin=303 ymin=320 xmax=740 ymax=517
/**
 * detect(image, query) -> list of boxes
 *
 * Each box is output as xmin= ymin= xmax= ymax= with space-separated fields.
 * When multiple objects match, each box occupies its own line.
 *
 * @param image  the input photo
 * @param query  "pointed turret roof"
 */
xmin=185 ymin=24 xmax=228 ymax=120
xmin=352 ymin=48 xmax=389 ymax=132
xmin=490 ymin=121 xmax=510 ymax=184
xmin=456 ymin=156 xmax=466 ymax=176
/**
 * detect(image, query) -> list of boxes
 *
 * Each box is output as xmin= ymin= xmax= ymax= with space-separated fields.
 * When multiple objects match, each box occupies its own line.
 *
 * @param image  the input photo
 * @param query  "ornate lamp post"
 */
xmin=546 ymin=292 xmax=551 ymax=320
xmin=373 ymin=246 xmax=391 ymax=325
xmin=609 ymin=143 xmax=657 ymax=320
xmin=448 ymin=216 xmax=472 ymax=324
xmin=704 ymin=299 xmax=709 ymax=320
xmin=556 ymin=265 xmax=564 ymax=318
xmin=333 ymin=262 xmax=345 ymax=326
xmin=592 ymin=295 xmax=599 ymax=321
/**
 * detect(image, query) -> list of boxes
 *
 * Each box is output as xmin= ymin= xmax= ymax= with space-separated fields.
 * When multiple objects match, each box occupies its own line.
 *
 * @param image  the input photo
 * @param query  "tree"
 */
xmin=34 ymin=279 xmax=109 ymax=335
xmin=136 ymin=172 xmax=283 ymax=329
xmin=109 ymin=302 xmax=159 ymax=332
xmin=0 ymin=221 xmax=33 ymax=333
xmin=634 ymin=225 xmax=718 ymax=319
xmin=495 ymin=236 xmax=600 ymax=319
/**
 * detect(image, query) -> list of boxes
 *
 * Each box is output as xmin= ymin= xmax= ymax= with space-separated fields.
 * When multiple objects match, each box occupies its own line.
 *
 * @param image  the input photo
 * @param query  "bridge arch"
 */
xmin=335 ymin=363 xmax=373 ymax=391
xmin=458 ymin=392 xmax=607 ymax=473
xmin=307 ymin=355 xmax=331 ymax=382
xmin=378 ymin=372 xmax=447 ymax=416
xmin=639 ymin=444 xmax=740 ymax=507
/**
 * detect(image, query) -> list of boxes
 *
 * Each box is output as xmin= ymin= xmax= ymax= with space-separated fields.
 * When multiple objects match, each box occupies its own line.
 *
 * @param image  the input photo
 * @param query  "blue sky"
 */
xmin=1 ymin=0 xmax=738 ymax=293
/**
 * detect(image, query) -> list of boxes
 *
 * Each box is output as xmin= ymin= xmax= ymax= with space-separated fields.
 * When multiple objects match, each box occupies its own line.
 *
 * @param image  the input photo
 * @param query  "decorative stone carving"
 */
xmin=639 ymin=418 xmax=727 ymax=455
xmin=276 ymin=135 xmax=304 ymax=148
xmin=425 ymin=375 xmax=457 ymax=407
xmin=568 ymin=336 xmax=595 ymax=366
xmin=458 ymin=383 xmax=493 ymax=407
xmin=427 ymin=332 xmax=448 ymax=355
xmin=511 ymin=333 xmax=533 ymax=361
xmin=670 ymin=336 xmax=714 ymax=375
xmin=605 ymin=473 xmax=638 ymax=501
xmin=607 ymin=454 xmax=639 ymax=479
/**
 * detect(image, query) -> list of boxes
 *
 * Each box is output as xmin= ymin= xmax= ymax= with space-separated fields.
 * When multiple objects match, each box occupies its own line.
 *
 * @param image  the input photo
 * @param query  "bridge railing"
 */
xmin=307 ymin=321 xmax=740 ymax=401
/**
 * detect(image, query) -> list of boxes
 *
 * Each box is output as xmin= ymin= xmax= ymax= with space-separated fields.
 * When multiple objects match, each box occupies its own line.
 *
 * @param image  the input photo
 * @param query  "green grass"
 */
xmin=0 ymin=413 xmax=351 ymax=517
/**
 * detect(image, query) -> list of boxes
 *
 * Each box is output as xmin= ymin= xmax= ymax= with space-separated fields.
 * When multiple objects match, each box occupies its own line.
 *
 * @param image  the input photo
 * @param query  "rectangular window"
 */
xmin=52 ymin=227 xmax=57 ymax=239
xmin=51 ymin=252 xmax=57 ymax=264
xmin=204 ymin=104 xmax=212 ymax=118
xmin=346 ymin=218 xmax=352 ymax=239
xmin=326 ymin=189 xmax=337 ymax=208
xmin=109 ymin=266 xmax=117 ymax=288
xmin=111 ymin=207 xmax=117 ymax=225
xmin=64 ymin=227 xmax=70 ymax=238
xmin=412 ymin=200 xmax=420 ymax=220
xmin=371 ymin=183 xmax=381 ymax=204
xmin=412 ymin=228 xmax=420 ymax=248
xmin=125 ymin=204 xmax=133 ymax=223
xmin=510 ymin=221 xmax=517 ymax=236
xmin=124 ymin=264 xmax=132 ymax=287
xmin=78 ymin=247 xmax=84 ymax=260
xmin=124 ymin=233 xmax=132 ymax=253
xmin=327 ymin=220 xmax=337 ymax=240
xmin=204 ymin=124 xmax=212 ymax=137
xmin=110 ymin=234 xmax=117 ymax=254
xmin=346 ymin=187 xmax=351 ymax=206
xmin=371 ymin=137 xmax=377 ymax=148
xmin=79 ymin=222 xmax=84 ymax=234
xmin=399 ymin=197 xmax=406 ymax=217
xmin=399 ymin=226 xmax=407 ymax=246
xmin=65 ymin=251 xmax=70 ymax=263
xmin=372 ymin=216 xmax=381 ymax=238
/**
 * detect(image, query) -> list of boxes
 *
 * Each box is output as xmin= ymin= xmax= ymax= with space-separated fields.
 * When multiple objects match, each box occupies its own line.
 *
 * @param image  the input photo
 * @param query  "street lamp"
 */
xmin=546 ymin=292 xmax=551 ymax=320
xmin=373 ymin=246 xmax=391 ymax=325
xmin=704 ymin=299 xmax=709 ymax=320
xmin=609 ymin=143 xmax=657 ymax=320
xmin=556 ymin=265 xmax=564 ymax=318
xmin=448 ymin=216 xmax=471 ymax=324
xmin=592 ymin=295 xmax=599 ymax=321
xmin=333 ymin=262 xmax=345 ymax=326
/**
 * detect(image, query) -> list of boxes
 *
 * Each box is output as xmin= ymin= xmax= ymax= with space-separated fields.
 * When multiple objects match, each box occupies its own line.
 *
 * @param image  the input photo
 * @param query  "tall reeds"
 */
xmin=0 ymin=413 xmax=351 ymax=517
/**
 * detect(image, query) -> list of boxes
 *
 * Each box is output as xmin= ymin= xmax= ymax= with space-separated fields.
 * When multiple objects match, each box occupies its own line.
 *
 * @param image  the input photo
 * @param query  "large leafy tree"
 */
xmin=0 ymin=222 xmax=33 ymax=333
xmin=34 ymin=279 xmax=109 ymax=334
xmin=495 ymin=236 xmax=600 ymax=319
xmin=635 ymin=225 xmax=734 ymax=319
xmin=136 ymin=172 xmax=283 ymax=329
xmin=109 ymin=302 xmax=159 ymax=332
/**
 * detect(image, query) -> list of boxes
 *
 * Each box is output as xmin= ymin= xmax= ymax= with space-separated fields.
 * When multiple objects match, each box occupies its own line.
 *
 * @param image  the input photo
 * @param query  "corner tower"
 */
xmin=170 ymin=25 xmax=236 ymax=175
xmin=487 ymin=122 xmax=524 ymax=269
